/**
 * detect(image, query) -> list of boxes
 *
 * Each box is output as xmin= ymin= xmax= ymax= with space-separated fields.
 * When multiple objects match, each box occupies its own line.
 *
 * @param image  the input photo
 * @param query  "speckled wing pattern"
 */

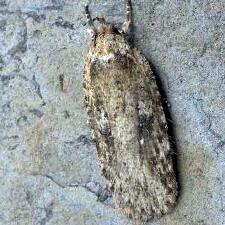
xmin=84 ymin=34 xmax=177 ymax=222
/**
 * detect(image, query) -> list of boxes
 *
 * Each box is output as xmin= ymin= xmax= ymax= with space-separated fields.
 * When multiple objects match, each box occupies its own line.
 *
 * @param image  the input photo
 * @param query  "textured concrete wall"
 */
xmin=0 ymin=0 xmax=225 ymax=224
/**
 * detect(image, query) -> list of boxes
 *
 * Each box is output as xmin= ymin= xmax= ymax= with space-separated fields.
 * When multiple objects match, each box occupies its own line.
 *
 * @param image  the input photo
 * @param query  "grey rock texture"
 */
xmin=0 ymin=0 xmax=224 ymax=225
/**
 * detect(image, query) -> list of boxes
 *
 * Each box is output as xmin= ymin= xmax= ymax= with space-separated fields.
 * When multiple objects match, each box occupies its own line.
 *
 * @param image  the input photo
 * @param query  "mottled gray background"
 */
xmin=0 ymin=0 xmax=225 ymax=224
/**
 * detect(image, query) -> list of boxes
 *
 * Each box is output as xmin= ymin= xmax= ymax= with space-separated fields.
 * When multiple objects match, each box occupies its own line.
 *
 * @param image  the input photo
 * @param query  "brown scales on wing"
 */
xmin=84 ymin=1 xmax=177 ymax=223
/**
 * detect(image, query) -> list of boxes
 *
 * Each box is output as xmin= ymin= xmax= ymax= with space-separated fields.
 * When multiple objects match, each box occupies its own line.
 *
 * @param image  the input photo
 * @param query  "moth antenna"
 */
xmin=85 ymin=4 xmax=96 ymax=39
xmin=122 ymin=0 xmax=132 ymax=34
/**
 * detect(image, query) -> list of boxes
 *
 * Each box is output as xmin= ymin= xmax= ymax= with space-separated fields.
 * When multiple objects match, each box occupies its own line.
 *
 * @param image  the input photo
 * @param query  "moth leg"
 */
xmin=122 ymin=0 xmax=132 ymax=34
xmin=85 ymin=4 xmax=96 ymax=39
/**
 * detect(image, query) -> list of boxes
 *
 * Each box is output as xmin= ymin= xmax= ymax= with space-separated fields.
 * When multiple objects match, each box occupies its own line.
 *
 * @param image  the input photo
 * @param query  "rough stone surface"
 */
xmin=0 ymin=0 xmax=224 ymax=225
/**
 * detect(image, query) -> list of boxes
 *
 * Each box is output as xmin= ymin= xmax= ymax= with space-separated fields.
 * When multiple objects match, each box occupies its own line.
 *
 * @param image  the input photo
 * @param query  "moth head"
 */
xmin=92 ymin=16 xmax=124 ymax=39
xmin=85 ymin=3 xmax=132 ymax=40
xmin=97 ymin=23 xmax=121 ymax=35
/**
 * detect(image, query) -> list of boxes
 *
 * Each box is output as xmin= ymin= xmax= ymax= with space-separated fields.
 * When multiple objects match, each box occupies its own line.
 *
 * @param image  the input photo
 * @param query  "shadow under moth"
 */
xmin=83 ymin=0 xmax=177 ymax=223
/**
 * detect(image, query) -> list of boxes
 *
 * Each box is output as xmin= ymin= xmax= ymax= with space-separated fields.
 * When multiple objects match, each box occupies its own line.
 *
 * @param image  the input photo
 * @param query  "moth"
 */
xmin=83 ymin=0 xmax=177 ymax=222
